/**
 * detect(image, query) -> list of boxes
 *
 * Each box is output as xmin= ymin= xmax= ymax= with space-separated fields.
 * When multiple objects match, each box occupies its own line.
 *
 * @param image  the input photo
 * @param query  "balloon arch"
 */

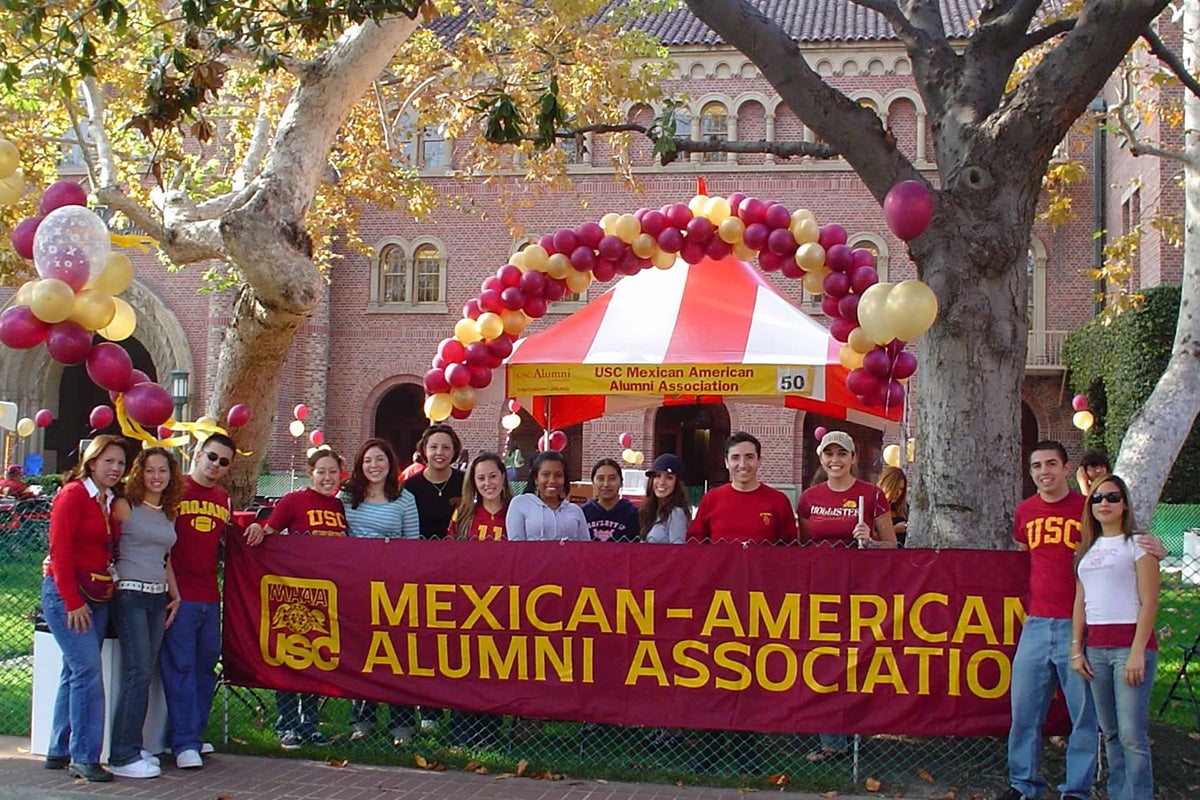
xmin=423 ymin=182 xmax=940 ymax=430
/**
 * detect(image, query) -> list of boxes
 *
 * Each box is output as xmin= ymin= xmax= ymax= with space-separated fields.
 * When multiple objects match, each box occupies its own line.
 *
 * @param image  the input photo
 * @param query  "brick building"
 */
xmin=0 ymin=1 xmax=1178 ymax=498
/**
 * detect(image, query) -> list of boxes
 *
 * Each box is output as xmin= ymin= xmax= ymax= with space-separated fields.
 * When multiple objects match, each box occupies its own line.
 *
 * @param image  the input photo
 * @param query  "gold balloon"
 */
xmin=508 ymin=250 xmax=527 ymax=272
xmin=16 ymin=417 xmax=35 ymax=437
xmin=621 ymin=448 xmax=636 ymax=463
xmin=564 ymin=268 xmax=592 ymax=294
xmin=545 ymin=252 xmax=570 ymax=280
xmin=93 ymin=252 xmax=134 ymax=295
xmin=13 ymin=280 xmax=36 ymax=306
xmin=29 ymin=278 xmax=77 ymax=324
xmin=848 ymin=326 xmax=876 ymax=355
xmin=0 ymin=138 xmax=18 ymax=180
xmin=791 ymin=208 xmax=815 ymax=225
xmin=802 ymin=268 xmax=828 ymax=294
xmin=703 ymin=196 xmax=731 ymax=224
xmin=631 ymin=233 xmax=657 ymax=259
xmin=687 ymin=194 xmax=707 ymax=215
xmin=522 ymin=244 xmax=549 ymax=273
xmin=70 ymin=288 xmax=117 ymax=331
xmin=839 ymin=344 xmax=864 ymax=369
xmin=1073 ymin=410 xmax=1095 ymax=431
xmin=883 ymin=444 xmax=902 ymax=468
xmin=652 ymin=248 xmax=676 ymax=269
xmin=732 ymin=242 xmax=757 ymax=261
xmin=790 ymin=217 xmax=820 ymax=245
xmin=633 ymin=450 xmax=645 ymax=465
xmin=0 ymin=169 xmax=23 ymax=205
xmin=856 ymin=282 xmax=896 ymax=346
xmin=718 ymin=216 xmax=746 ymax=245
xmin=614 ymin=213 xmax=641 ymax=244
xmin=883 ymin=280 xmax=939 ymax=342
xmin=98 ymin=296 xmax=137 ymax=341
xmin=424 ymin=392 xmax=453 ymax=422
xmin=599 ymin=213 xmax=620 ymax=235
xmin=477 ymin=312 xmax=504 ymax=341
xmin=450 ymin=385 xmax=477 ymax=411
xmin=501 ymin=309 xmax=529 ymax=335
xmin=455 ymin=317 xmax=482 ymax=344
xmin=794 ymin=242 xmax=826 ymax=272
xmin=907 ymin=437 xmax=916 ymax=463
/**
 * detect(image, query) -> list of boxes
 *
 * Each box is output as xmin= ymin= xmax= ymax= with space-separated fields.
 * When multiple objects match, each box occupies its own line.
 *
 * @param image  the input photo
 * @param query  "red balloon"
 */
xmin=552 ymin=229 xmax=580 ymax=254
xmin=575 ymin=222 xmax=604 ymax=249
xmin=450 ymin=406 xmax=471 ymax=420
xmin=830 ymin=318 xmax=856 ymax=343
xmin=46 ymin=321 xmax=93 ymax=364
xmin=548 ymin=430 xmax=568 ymax=451
xmin=497 ymin=264 xmax=522 ymax=288
xmin=849 ymin=265 xmax=880 ymax=295
xmin=157 ymin=424 xmax=175 ymax=439
xmin=445 ymin=363 xmax=471 ymax=388
xmin=663 ymin=203 xmax=692 ymax=229
xmin=892 ymin=351 xmax=918 ymax=380
xmin=39 ymin=181 xmax=88 ymax=215
xmin=310 ymin=430 xmax=324 ymax=446
xmin=884 ymin=180 xmax=935 ymax=241
xmin=0 ymin=305 xmax=51 ymax=349
xmin=479 ymin=289 xmax=503 ymax=313
xmin=845 ymin=368 xmax=880 ymax=397
xmin=462 ymin=299 xmax=482 ymax=320
xmin=758 ymin=251 xmax=783 ymax=273
xmin=728 ymin=192 xmax=746 ymax=214
xmin=863 ymin=347 xmax=892 ymax=379
xmin=738 ymin=197 xmax=767 ymax=225
xmin=639 ymin=210 xmax=666 ymax=237
xmin=523 ymin=296 xmax=548 ymax=318
xmin=508 ymin=399 xmax=522 ymax=413
xmin=823 ymin=271 xmax=851 ymax=299
xmin=885 ymin=338 xmax=906 ymax=356
xmin=481 ymin=275 xmax=503 ymax=294
xmin=883 ymin=380 xmax=906 ymax=407
xmin=705 ymin=237 xmax=732 ymax=260
xmin=851 ymin=248 xmax=876 ymax=268
xmin=226 ymin=403 xmax=252 ymax=428
xmin=86 ymin=342 xmax=134 ymax=392
xmin=655 ymin=227 xmax=683 ymax=254
xmin=124 ymin=382 xmax=174 ymax=428
xmin=89 ymin=405 xmax=115 ymax=430
xmin=424 ymin=368 xmax=452 ymax=394
xmin=294 ymin=403 xmax=309 ymax=420
xmin=592 ymin=260 xmax=616 ymax=282
xmin=35 ymin=409 xmax=53 ymax=427
xmin=818 ymin=223 xmax=848 ymax=250
xmin=11 ymin=216 xmax=42 ymax=260
xmin=685 ymin=216 xmax=714 ymax=245
xmin=780 ymin=258 xmax=803 ymax=279
xmin=679 ymin=239 xmax=705 ymax=265
xmin=825 ymin=244 xmax=853 ymax=273
xmin=1071 ymin=394 xmax=1089 ymax=412
xmin=500 ymin=287 xmax=525 ymax=310
xmin=767 ymin=228 xmax=798 ymax=256
xmin=764 ymin=203 xmax=792 ymax=230
xmin=438 ymin=338 xmax=466 ymax=364
xmin=487 ymin=336 xmax=514 ymax=360
xmin=837 ymin=294 xmax=861 ymax=324
xmin=463 ymin=342 xmax=490 ymax=366
xmin=538 ymin=234 xmax=556 ymax=254
xmin=618 ymin=432 xmax=632 ymax=448
xmin=431 ymin=355 xmax=447 ymax=370
xmin=615 ymin=250 xmax=640 ymax=276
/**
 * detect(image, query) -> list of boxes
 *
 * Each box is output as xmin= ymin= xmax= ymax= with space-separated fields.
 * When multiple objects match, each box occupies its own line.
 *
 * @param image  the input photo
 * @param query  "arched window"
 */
xmin=700 ymin=101 xmax=728 ymax=163
xmin=371 ymin=239 xmax=448 ymax=312
xmin=396 ymin=112 xmax=448 ymax=170
xmin=413 ymin=243 xmax=444 ymax=303
xmin=380 ymin=244 xmax=410 ymax=303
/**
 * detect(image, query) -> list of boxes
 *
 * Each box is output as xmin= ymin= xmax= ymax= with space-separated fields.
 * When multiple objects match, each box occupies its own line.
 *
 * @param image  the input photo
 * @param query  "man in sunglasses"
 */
xmin=160 ymin=433 xmax=265 ymax=770
xmin=998 ymin=441 xmax=1164 ymax=800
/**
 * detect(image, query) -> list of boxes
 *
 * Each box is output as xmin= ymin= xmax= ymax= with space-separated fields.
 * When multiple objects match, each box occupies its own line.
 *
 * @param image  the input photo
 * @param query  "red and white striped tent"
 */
xmin=501 ymin=255 xmax=904 ymax=430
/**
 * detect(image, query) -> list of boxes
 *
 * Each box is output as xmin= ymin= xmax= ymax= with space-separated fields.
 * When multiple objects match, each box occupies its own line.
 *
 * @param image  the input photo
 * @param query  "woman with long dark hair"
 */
xmin=1071 ymin=475 xmax=1160 ymax=800
xmin=404 ymin=425 xmax=464 ymax=539
xmin=506 ymin=451 xmax=588 ymax=541
xmin=582 ymin=458 xmax=639 ymax=541
xmin=452 ymin=452 xmax=513 ymax=540
xmin=638 ymin=454 xmax=691 ymax=544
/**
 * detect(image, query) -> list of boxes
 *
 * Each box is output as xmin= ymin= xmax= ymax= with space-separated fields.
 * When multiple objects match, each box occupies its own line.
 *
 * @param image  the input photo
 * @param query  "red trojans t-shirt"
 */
xmin=267 ymin=488 xmax=349 ymax=537
xmin=172 ymin=476 xmax=231 ymax=603
xmin=686 ymin=483 xmax=798 ymax=545
xmin=797 ymin=479 xmax=891 ymax=546
xmin=1013 ymin=490 xmax=1085 ymax=618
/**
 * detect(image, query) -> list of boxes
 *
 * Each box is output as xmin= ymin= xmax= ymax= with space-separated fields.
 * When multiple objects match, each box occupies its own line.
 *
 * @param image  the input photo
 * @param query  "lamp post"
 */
xmin=169 ymin=369 xmax=190 ymax=423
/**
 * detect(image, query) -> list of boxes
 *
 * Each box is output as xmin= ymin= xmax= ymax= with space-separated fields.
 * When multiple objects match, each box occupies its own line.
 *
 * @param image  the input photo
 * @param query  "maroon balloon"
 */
xmin=639 ymin=210 xmax=666 ymax=237
xmin=849 ymin=265 xmax=880 ymax=295
xmin=758 ymin=251 xmax=783 ymax=272
xmin=845 ymin=368 xmax=880 ymax=397
xmin=543 ymin=278 xmax=567 ymax=302
xmin=575 ymin=222 xmax=604 ymax=249
xmin=438 ymin=338 xmax=466 ymax=364
xmin=818 ymin=223 xmax=848 ymax=250
xmin=742 ymin=222 xmax=769 ymax=251
xmin=862 ymin=347 xmax=892 ymax=379
xmin=497 ymin=264 xmax=522 ymax=288
xmin=11 ymin=216 xmax=42 ymax=260
xmin=479 ymin=289 xmax=503 ymax=313
xmin=597 ymin=234 xmax=626 ymax=262
xmin=656 ymin=227 xmax=683 ymax=254
xmin=424 ymin=368 xmax=451 ymax=394
xmin=35 ymin=409 xmax=53 ymax=428
xmin=46 ymin=321 xmax=92 ymax=364
xmin=884 ymin=180 xmax=935 ymax=241
xmin=462 ymin=299 xmax=481 ymax=320
xmin=463 ymin=342 xmax=490 ymax=366
xmin=885 ymin=338 xmax=906 ymax=356
xmin=820 ymin=295 xmax=841 ymax=318
xmin=727 ymin=192 xmax=746 ymax=214
xmin=705 ymin=237 xmax=732 ymax=260
xmin=882 ymin=380 xmax=906 ymax=407
xmin=487 ymin=336 xmax=514 ymax=360
xmin=450 ymin=406 xmax=471 ymax=420
xmin=226 ymin=403 xmax=252 ymax=428
xmin=89 ymin=405 xmax=115 ymax=430
xmin=685 ymin=216 xmax=714 ymax=245
xmin=663 ymin=203 xmax=692 ymax=229
xmin=538 ymin=234 xmax=557 ymax=254
xmin=444 ymin=363 xmax=471 ymax=388
xmin=569 ymin=246 xmax=597 ymax=272
xmin=552 ymin=229 xmax=580 ymax=255
xmin=767 ymin=227 xmax=798 ymax=256
xmin=615 ymin=250 xmax=641 ymax=276
xmin=830 ymin=318 xmax=856 ymax=343
xmin=0 ymin=305 xmax=51 ymax=349
xmin=825 ymin=244 xmax=854 ymax=273
xmin=124 ymin=382 xmax=174 ymax=428
xmin=891 ymin=351 xmax=918 ymax=380
xmin=129 ymin=369 xmax=151 ymax=387
xmin=633 ymin=208 xmax=650 ymax=221
xmin=500 ymin=286 xmax=526 ymax=310
xmin=823 ymin=271 xmax=851 ymax=299
xmin=39 ymin=181 xmax=88 ymax=215
xmin=764 ymin=203 xmax=792 ymax=230
xmin=481 ymin=275 xmax=503 ymax=294
xmin=851 ymin=247 xmax=876 ymax=268
xmin=593 ymin=260 xmax=616 ymax=282
xmin=679 ymin=239 xmax=705 ymax=265
xmin=524 ymin=296 xmax=548 ymax=318
xmin=780 ymin=259 xmax=804 ymax=279
xmin=431 ymin=354 xmax=447 ymax=370
xmin=738 ymin=197 xmax=767 ymax=225
xmin=86 ymin=342 xmax=134 ymax=392
xmin=468 ymin=365 xmax=493 ymax=389
xmin=837 ymin=294 xmax=861 ymax=324
xmin=484 ymin=353 xmax=503 ymax=369
xmin=519 ymin=270 xmax=546 ymax=297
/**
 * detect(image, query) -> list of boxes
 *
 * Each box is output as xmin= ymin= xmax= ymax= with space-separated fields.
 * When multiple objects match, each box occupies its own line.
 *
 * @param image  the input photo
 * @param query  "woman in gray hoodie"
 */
xmin=506 ymin=451 xmax=589 ymax=541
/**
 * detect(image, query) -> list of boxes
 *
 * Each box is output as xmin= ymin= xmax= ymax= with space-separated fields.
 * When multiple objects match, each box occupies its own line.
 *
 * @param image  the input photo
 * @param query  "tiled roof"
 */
xmin=427 ymin=0 xmax=980 ymax=46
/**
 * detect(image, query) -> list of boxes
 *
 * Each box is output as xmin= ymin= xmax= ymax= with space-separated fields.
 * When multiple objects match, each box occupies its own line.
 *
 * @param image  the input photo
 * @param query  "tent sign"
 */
xmin=508 ymin=364 xmax=819 ymax=397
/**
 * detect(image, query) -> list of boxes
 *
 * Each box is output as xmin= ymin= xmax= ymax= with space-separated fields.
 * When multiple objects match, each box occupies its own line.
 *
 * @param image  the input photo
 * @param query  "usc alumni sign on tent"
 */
xmin=508 ymin=364 xmax=817 ymax=397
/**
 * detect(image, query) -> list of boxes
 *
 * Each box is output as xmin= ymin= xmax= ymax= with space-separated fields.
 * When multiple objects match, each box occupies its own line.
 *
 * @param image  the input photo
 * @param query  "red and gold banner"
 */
xmin=223 ymin=535 xmax=1035 ymax=736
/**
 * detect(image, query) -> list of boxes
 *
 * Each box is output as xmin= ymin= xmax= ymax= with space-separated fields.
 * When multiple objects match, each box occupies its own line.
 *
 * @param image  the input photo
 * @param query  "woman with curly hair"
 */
xmin=638 ymin=454 xmax=691 ymax=544
xmin=108 ymin=447 xmax=185 ymax=779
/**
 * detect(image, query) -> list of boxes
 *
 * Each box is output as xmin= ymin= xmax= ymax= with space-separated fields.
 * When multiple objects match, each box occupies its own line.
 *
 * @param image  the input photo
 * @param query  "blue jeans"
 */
xmin=159 ymin=600 xmax=220 ymax=754
xmin=110 ymin=589 xmax=168 ymax=766
xmin=275 ymin=691 xmax=321 ymax=737
xmin=1088 ymin=646 xmax=1157 ymax=800
xmin=42 ymin=576 xmax=110 ymax=765
xmin=1007 ymin=616 xmax=1098 ymax=798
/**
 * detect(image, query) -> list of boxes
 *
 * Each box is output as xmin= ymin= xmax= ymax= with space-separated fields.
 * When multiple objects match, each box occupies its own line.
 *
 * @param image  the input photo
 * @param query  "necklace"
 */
xmin=143 ymin=501 xmax=163 ymax=510
xmin=430 ymin=475 xmax=452 ymax=497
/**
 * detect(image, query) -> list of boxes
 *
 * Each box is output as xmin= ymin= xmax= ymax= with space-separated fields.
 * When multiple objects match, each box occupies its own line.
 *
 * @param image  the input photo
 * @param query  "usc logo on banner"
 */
xmin=259 ymin=575 xmax=340 ymax=671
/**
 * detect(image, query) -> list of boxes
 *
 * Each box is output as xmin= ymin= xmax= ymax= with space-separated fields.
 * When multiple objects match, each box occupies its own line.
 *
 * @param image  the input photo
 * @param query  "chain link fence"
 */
xmin=2 ymin=495 xmax=1197 ymax=797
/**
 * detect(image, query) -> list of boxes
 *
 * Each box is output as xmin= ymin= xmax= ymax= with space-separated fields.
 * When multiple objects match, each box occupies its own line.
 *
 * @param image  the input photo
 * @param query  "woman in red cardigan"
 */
xmin=42 ymin=434 xmax=129 ymax=782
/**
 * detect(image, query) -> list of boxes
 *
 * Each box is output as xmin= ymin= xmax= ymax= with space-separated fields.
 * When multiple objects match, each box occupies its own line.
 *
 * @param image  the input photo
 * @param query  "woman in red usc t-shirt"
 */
xmin=42 ymin=434 xmax=129 ymax=782
xmin=450 ymin=452 xmax=513 ymax=540
xmin=263 ymin=448 xmax=348 ymax=749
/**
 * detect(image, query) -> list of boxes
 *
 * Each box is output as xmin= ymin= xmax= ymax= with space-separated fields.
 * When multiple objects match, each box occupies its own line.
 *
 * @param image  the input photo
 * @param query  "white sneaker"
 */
xmin=175 ymin=749 xmax=203 ymax=769
xmin=201 ymin=742 xmax=215 ymax=755
xmin=111 ymin=759 xmax=162 ymax=779
xmin=139 ymin=750 xmax=160 ymax=766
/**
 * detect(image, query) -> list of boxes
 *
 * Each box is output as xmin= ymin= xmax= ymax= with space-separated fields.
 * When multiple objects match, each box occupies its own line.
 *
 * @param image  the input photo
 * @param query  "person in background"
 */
xmin=639 ymin=453 xmax=690 ymax=544
xmin=1071 ymin=475 xmax=1160 ymax=800
xmin=0 ymin=464 xmax=33 ymax=498
xmin=404 ymin=425 xmax=464 ymax=539
xmin=507 ymin=451 xmax=589 ymax=541
xmin=452 ymin=452 xmax=513 ymax=541
xmin=400 ymin=451 xmax=425 ymax=483
xmin=1076 ymin=449 xmax=1111 ymax=497
xmin=343 ymin=438 xmax=419 ymax=744
xmin=687 ymin=432 xmax=797 ymax=545
xmin=262 ymin=448 xmax=348 ymax=750
xmin=163 ymin=433 xmax=264 ymax=770
xmin=108 ymin=448 xmax=184 ymax=779
xmin=42 ymin=434 xmax=128 ymax=782
xmin=877 ymin=466 xmax=909 ymax=547
xmin=582 ymin=458 xmax=640 ymax=542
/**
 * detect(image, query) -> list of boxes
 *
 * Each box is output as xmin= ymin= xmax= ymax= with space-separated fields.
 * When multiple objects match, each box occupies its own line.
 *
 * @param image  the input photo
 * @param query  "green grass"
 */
xmin=1151 ymin=575 xmax=1200 ymax=730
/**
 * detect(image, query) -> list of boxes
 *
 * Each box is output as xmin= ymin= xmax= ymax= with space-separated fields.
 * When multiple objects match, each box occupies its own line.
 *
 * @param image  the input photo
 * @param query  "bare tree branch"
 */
xmin=537 ymin=123 xmax=842 ymax=163
xmin=1143 ymin=24 xmax=1200 ymax=100
xmin=1112 ymin=71 xmax=1200 ymax=168
xmin=1019 ymin=19 xmax=1076 ymax=53
xmin=232 ymin=95 xmax=275 ymax=192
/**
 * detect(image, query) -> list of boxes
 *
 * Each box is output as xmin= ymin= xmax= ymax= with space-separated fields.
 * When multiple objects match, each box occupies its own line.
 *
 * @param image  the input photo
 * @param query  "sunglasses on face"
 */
xmin=205 ymin=451 xmax=231 ymax=467
xmin=1090 ymin=491 xmax=1124 ymax=504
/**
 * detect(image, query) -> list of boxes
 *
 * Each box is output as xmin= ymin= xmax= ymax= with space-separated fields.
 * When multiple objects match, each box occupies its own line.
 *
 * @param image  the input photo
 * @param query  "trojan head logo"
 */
xmin=260 ymin=576 xmax=339 ymax=671
xmin=759 ymin=511 xmax=773 ymax=525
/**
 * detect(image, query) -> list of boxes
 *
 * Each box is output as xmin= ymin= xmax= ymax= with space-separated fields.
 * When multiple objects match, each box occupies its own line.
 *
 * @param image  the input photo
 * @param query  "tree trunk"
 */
xmin=1115 ymin=0 xmax=1200 ymax=524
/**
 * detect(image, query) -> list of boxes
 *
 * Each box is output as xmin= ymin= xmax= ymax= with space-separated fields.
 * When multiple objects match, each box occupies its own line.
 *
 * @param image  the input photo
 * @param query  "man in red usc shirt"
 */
xmin=687 ymin=431 xmax=796 ymax=546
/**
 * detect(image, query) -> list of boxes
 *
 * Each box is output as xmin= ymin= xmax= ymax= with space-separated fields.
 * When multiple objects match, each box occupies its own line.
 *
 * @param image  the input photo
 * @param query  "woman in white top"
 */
xmin=638 ymin=453 xmax=691 ymax=544
xmin=506 ymin=451 xmax=588 ymax=541
xmin=1071 ymin=475 xmax=1159 ymax=800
